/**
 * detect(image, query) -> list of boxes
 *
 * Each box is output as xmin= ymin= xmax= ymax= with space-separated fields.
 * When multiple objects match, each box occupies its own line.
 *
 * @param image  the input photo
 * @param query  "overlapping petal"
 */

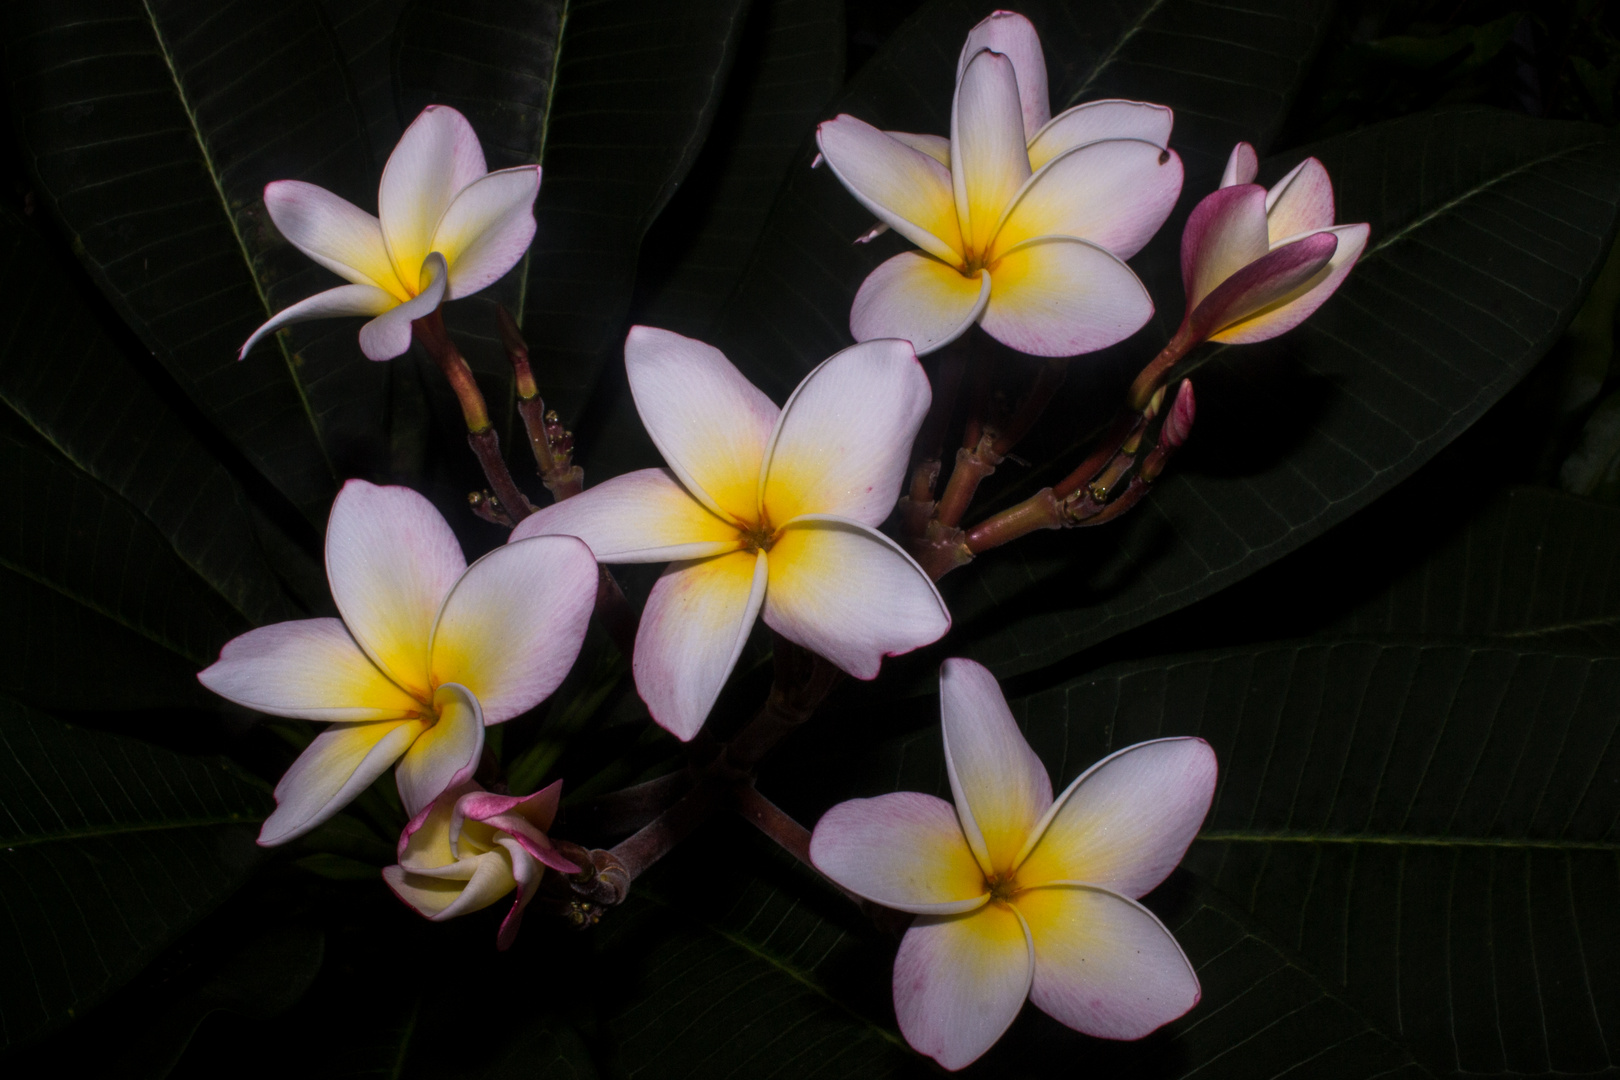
xmin=1219 ymin=141 xmax=1259 ymax=188
xmin=1027 ymin=100 xmax=1173 ymax=171
xmin=1180 ymin=184 xmax=1271 ymax=311
xmin=850 ymin=253 xmax=990 ymax=354
xmin=978 ymin=236 xmax=1153 ymax=357
xmin=394 ymin=682 xmax=485 ymax=815
xmin=238 ymin=284 xmax=397 ymax=361
xmin=384 ymin=849 xmax=517 ymax=922
xmin=993 ymin=138 xmax=1183 ymax=261
xmin=259 ymin=718 xmax=426 ymax=846
xmin=815 ymin=115 xmax=965 ymax=264
xmin=1187 ymin=230 xmax=1339 ymax=342
xmin=894 ymin=904 xmax=1033 ymax=1071
xmin=952 ymin=49 xmax=1031 ymax=258
xmin=810 ymin=792 xmax=990 ymax=915
xmin=198 ymin=618 xmax=421 ymax=722
xmin=1265 ymin=157 xmax=1335 ymax=240
xmin=357 ymin=251 xmax=448 ymax=361
xmin=510 ymin=468 xmax=743 ymax=562
xmin=1209 ymin=222 xmax=1368 ymax=344
xmin=378 ymin=104 xmax=486 ymax=283
xmin=263 ymin=180 xmax=404 ymax=297
xmin=957 ymin=10 xmax=1050 ymax=140
xmin=431 ymin=165 xmax=542 ymax=298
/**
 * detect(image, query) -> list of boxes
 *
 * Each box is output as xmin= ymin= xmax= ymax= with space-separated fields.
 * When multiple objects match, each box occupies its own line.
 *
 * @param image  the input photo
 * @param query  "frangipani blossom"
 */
xmin=816 ymin=11 xmax=1182 ymax=357
xmin=385 ymin=780 xmax=578 ymax=949
xmin=511 ymin=327 xmax=950 ymax=742
xmin=1176 ymin=142 xmax=1370 ymax=345
xmin=811 ymin=659 xmax=1215 ymax=1070
xmin=240 ymin=105 xmax=541 ymax=362
xmin=199 ymin=480 xmax=597 ymax=846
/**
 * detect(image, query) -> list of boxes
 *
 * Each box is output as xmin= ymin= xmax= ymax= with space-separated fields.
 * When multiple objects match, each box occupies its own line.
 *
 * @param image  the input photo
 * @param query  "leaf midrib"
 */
xmin=1197 ymin=831 xmax=1619 ymax=851
xmin=0 ymin=813 xmax=263 ymax=850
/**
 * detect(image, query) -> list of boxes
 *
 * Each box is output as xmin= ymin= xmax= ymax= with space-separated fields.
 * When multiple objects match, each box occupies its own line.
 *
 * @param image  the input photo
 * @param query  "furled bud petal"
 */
xmin=1219 ymin=141 xmax=1258 ymax=187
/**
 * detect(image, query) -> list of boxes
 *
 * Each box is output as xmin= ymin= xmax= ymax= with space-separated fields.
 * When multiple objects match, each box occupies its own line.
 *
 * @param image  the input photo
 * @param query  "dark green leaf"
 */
xmin=0 ymin=694 xmax=271 ymax=1050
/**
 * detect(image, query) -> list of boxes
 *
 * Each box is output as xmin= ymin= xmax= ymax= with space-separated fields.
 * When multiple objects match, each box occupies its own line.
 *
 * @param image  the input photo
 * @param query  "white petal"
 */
xmin=325 ymin=479 xmax=466 ymax=701
xmin=385 ymin=848 xmax=516 ymax=922
xmin=394 ymin=682 xmax=485 ymax=815
xmin=258 ymin=718 xmax=425 ymax=846
xmin=623 ymin=326 xmax=779 ymax=525
xmin=1265 ymin=157 xmax=1335 ymax=241
xmin=238 ymin=284 xmax=397 ymax=360
xmin=379 ymin=105 xmax=486 ymax=288
xmin=993 ymin=139 xmax=1183 ymax=261
xmin=761 ymin=516 xmax=949 ymax=680
xmin=634 ymin=550 xmax=769 ymax=741
xmin=1220 ymin=141 xmax=1258 ymax=187
xmin=760 ymin=338 xmax=931 ymax=527
xmin=815 ymin=114 xmax=965 ymax=265
xmin=508 ymin=468 xmax=743 ymax=563
xmin=809 ymin=792 xmax=990 ymax=915
xmin=198 ymin=618 xmax=421 ymax=722
xmin=851 ymin=252 xmax=990 ymax=356
xmin=886 ymin=131 xmax=951 ymax=166
xmin=1016 ymin=737 xmax=1216 ymax=897
xmin=396 ymin=782 xmax=469 ymax=869
xmin=356 ymin=251 xmax=447 ymax=361
xmin=1180 ymin=184 xmax=1271 ymax=311
xmin=940 ymin=658 xmax=1052 ymax=878
xmin=894 ymin=904 xmax=1033 ymax=1071
xmin=263 ymin=180 xmax=406 ymax=297
xmin=432 ymin=165 xmax=541 ymax=299
xmin=1027 ymin=100 xmax=1174 ymax=171
xmin=1019 ymin=885 xmax=1201 ymax=1039
xmin=1189 ymin=230 xmax=1339 ymax=342
xmin=1211 ymin=223 xmax=1368 ymax=345
xmin=429 ymin=535 xmax=598 ymax=723
xmin=952 ymin=49 xmax=1032 ymax=258
xmin=958 ymin=11 xmax=1050 ymax=140
xmin=980 ymin=236 xmax=1153 ymax=357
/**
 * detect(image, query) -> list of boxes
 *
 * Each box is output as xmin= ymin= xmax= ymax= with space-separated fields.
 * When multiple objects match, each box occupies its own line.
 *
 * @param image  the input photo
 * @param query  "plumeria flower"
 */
xmin=239 ymin=105 xmax=541 ymax=362
xmin=1174 ymin=142 xmax=1370 ymax=346
xmin=815 ymin=11 xmax=1182 ymax=357
xmin=199 ymin=480 xmax=597 ymax=846
xmin=385 ymin=779 xmax=578 ymax=950
xmin=511 ymin=327 xmax=950 ymax=741
xmin=811 ymin=659 xmax=1215 ymax=1070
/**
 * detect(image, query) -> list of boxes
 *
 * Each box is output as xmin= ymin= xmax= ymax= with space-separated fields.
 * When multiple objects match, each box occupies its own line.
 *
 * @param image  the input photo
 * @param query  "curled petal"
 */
xmin=198 ymin=618 xmax=420 ymax=722
xmin=396 ymin=781 xmax=470 ymax=865
xmin=394 ymin=682 xmax=485 ymax=816
xmin=624 ymin=326 xmax=779 ymax=524
xmin=980 ymin=236 xmax=1153 ymax=358
xmin=809 ymin=792 xmax=989 ymax=915
xmin=357 ymin=250 xmax=448 ymax=361
xmin=635 ymin=550 xmax=769 ymax=741
xmin=762 ymin=516 xmax=948 ymax=680
xmin=326 ymin=479 xmax=465 ymax=700
xmin=384 ymin=847 xmax=517 ymax=923
xmin=429 ymin=535 xmax=597 ymax=723
xmin=263 ymin=180 xmax=404 ymax=298
xmin=1210 ymin=222 xmax=1368 ymax=344
xmin=379 ymin=105 xmax=486 ymax=284
xmin=1187 ymin=230 xmax=1339 ymax=342
xmin=851 ymin=252 xmax=989 ymax=356
xmin=1219 ymin=141 xmax=1258 ymax=188
xmin=1180 ymin=184 xmax=1270 ymax=311
xmin=494 ymin=837 xmax=544 ymax=949
xmin=432 ymin=165 xmax=542 ymax=298
xmin=761 ymin=338 xmax=931 ymax=527
xmin=1018 ymin=884 xmax=1201 ymax=1039
xmin=457 ymin=780 xmax=579 ymax=874
xmin=952 ymin=49 xmax=1032 ymax=258
xmin=509 ymin=468 xmax=743 ymax=563
xmin=958 ymin=10 xmax=1050 ymax=140
xmin=259 ymin=718 xmax=425 ymax=846
xmin=815 ymin=115 xmax=965 ymax=265
xmin=994 ymin=139 xmax=1183 ymax=262
xmin=238 ymin=283 xmax=397 ymax=360
xmin=1027 ymin=100 xmax=1174 ymax=171
xmin=1265 ymin=156 xmax=1335 ymax=241
xmin=1016 ymin=737 xmax=1216 ymax=897
xmin=894 ymin=904 xmax=1033 ymax=1071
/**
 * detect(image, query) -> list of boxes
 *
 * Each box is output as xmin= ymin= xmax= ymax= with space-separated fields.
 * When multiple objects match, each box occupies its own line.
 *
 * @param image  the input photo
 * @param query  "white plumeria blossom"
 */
xmin=815 ymin=11 xmax=1182 ymax=357
xmin=239 ymin=105 xmax=541 ymax=362
xmin=811 ymin=659 xmax=1215 ymax=1071
xmin=510 ymin=327 xmax=950 ymax=742
xmin=199 ymin=480 xmax=598 ymax=846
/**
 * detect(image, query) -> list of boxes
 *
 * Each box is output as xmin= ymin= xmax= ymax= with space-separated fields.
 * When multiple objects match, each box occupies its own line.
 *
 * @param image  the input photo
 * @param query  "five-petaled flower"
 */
xmin=511 ymin=327 xmax=951 ymax=742
xmin=1173 ymin=141 xmax=1370 ymax=347
xmin=199 ymin=480 xmax=598 ymax=846
xmin=385 ymin=779 xmax=578 ymax=950
xmin=240 ymin=105 xmax=541 ymax=362
xmin=815 ymin=10 xmax=1182 ymax=357
xmin=811 ymin=658 xmax=1215 ymax=1070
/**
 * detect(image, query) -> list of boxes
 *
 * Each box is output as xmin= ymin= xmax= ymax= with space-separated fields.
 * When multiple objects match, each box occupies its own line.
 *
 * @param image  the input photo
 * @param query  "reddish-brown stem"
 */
xmin=466 ymin=428 xmax=534 ymax=525
xmin=496 ymin=305 xmax=540 ymax=400
xmin=413 ymin=310 xmax=491 ymax=432
xmin=734 ymin=783 xmax=813 ymax=867
xmin=1053 ymin=413 xmax=1146 ymax=501
xmin=902 ymin=340 xmax=970 ymax=537
xmin=607 ymin=781 xmax=721 ymax=883
xmin=722 ymin=637 xmax=843 ymax=776
xmin=497 ymin=307 xmax=585 ymax=501
xmin=561 ymin=770 xmax=693 ymax=836
xmin=991 ymin=358 xmax=1066 ymax=457
xmin=1127 ymin=324 xmax=1196 ymax=411
xmin=933 ymin=436 xmax=1002 ymax=529
xmin=963 ymin=488 xmax=1063 ymax=554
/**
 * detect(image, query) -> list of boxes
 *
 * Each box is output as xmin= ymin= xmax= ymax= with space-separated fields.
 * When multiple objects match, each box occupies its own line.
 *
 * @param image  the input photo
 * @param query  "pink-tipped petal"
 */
xmin=1027 ymin=100 xmax=1174 ymax=171
xmin=386 ymin=848 xmax=517 ymax=922
xmin=1187 ymin=230 xmax=1338 ymax=342
xmin=815 ymin=115 xmax=965 ymax=265
xmin=458 ymin=782 xmax=580 ymax=874
xmin=429 ymin=535 xmax=597 ymax=723
xmin=851 ymin=252 xmax=990 ymax=355
xmin=357 ymin=250 xmax=447 ymax=361
xmin=394 ymin=682 xmax=485 ymax=815
xmin=958 ymin=11 xmax=1051 ymax=140
xmin=952 ymin=50 xmax=1032 ymax=257
xmin=1180 ymin=184 xmax=1270 ymax=311
xmin=761 ymin=516 xmax=949 ymax=680
xmin=1210 ymin=223 xmax=1368 ymax=344
xmin=623 ymin=326 xmax=780 ymax=525
xmin=396 ymin=781 xmax=471 ymax=864
xmin=887 ymin=131 xmax=951 ymax=166
xmin=1018 ymin=884 xmax=1201 ymax=1039
xmin=263 ymin=180 xmax=404 ymax=297
xmin=993 ymin=139 xmax=1183 ymax=261
xmin=980 ymin=236 xmax=1153 ymax=357
xmin=379 ymin=105 xmax=487 ymax=285
xmin=894 ymin=904 xmax=1033 ymax=1071
xmin=432 ymin=165 xmax=541 ymax=298
xmin=198 ymin=618 xmax=421 ymax=722
xmin=760 ymin=339 xmax=931 ymax=527
xmin=1265 ymin=157 xmax=1335 ymax=240
xmin=1220 ymin=142 xmax=1258 ymax=188
xmin=238 ymin=283 xmax=397 ymax=359
xmin=940 ymin=658 xmax=1052 ymax=877
xmin=634 ymin=550 xmax=769 ymax=741
xmin=258 ymin=718 xmax=425 ymax=846
xmin=809 ymin=792 xmax=989 ymax=914
xmin=494 ymin=838 xmax=543 ymax=949
xmin=325 ymin=479 xmax=466 ymax=700
xmin=1016 ymin=737 xmax=1216 ymax=897
xmin=509 ymin=468 xmax=743 ymax=563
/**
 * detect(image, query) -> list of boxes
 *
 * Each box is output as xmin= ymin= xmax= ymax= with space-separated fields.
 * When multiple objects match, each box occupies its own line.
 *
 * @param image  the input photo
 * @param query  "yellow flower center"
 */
xmin=986 ymin=871 xmax=1020 ymax=903
xmin=738 ymin=515 xmax=779 ymax=554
